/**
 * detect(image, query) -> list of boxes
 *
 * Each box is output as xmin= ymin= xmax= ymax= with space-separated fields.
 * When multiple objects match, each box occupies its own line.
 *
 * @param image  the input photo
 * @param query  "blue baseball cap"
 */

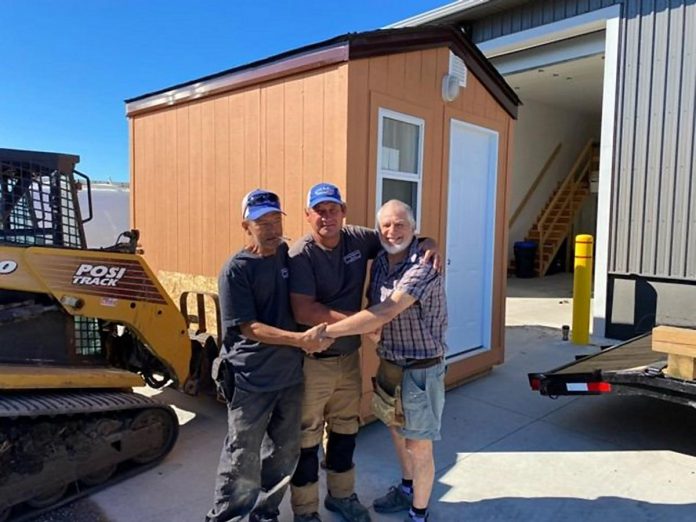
xmin=307 ymin=183 xmax=344 ymax=208
xmin=241 ymin=189 xmax=284 ymax=220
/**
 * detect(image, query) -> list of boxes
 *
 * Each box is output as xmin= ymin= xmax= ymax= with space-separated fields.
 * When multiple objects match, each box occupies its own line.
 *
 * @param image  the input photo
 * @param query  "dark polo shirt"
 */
xmin=218 ymin=242 xmax=303 ymax=392
xmin=288 ymin=225 xmax=381 ymax=356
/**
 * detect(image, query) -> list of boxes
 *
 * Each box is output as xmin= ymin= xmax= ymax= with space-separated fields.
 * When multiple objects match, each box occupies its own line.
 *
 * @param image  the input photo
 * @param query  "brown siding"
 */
xmin=345 ymin=47 xmax=513 ymax=392
xmin=130 ymin=64 xmax=350 ymax=277
xmin=131 ymin=43 xmax=514 ymax=415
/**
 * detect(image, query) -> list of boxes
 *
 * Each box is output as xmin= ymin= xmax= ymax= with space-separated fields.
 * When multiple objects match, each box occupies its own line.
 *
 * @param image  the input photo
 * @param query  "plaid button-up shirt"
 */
xmin=368 ymin=237 xmax=448 ymax=361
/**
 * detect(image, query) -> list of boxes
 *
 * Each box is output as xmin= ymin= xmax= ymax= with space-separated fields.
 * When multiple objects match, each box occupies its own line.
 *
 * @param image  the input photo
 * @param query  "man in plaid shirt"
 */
xmin=325 ymin=199 xmax=447 ymax=522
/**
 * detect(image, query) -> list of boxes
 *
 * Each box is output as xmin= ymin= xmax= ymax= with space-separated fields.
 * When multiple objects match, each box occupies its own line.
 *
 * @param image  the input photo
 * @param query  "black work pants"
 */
xmin=206 ymin=382 xmax=303 ymax=522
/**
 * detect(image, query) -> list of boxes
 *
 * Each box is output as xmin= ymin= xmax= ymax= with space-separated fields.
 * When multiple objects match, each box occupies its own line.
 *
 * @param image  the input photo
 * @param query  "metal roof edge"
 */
xmin=385 ymin=0 xmax=492 ymax=28
xmin=125 ymin=25 xmax=520 ymax=119
xmin=125 ymin=41 xmax=351 ymax=117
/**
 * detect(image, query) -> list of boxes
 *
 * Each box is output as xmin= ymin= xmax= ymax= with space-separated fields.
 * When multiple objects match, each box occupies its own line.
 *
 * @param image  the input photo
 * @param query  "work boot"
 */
xmin=324 ymin=493 xmax=371 ymax=522
xmin=291 ymin=481 xmax=320 ymax=516
xmin=293 ymin=513 xmax=322 ymax=522
xmin=373 ymin=485 xmax=412 ymax=513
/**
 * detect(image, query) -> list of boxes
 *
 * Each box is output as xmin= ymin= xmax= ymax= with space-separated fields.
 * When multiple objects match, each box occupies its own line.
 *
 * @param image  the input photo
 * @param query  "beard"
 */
xmin=380 ymin=236 xmax=411 ymax=255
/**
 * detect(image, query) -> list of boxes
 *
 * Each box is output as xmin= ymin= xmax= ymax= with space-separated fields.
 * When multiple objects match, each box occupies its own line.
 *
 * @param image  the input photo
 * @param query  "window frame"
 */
xmin=375 ymin=108 xmax=425 ymax=231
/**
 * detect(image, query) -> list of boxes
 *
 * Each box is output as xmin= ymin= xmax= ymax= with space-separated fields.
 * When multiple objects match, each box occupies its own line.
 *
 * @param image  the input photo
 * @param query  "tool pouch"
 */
xmin=371 ymin=359 xmax=405 ymax=427
xmin=211 ymin=356 xmax=235 ymax=403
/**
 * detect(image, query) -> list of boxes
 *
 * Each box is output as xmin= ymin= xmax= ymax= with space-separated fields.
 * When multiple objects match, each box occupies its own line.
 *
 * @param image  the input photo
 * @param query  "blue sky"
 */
xmin=1 ymin=0 xmax=447 ymax=181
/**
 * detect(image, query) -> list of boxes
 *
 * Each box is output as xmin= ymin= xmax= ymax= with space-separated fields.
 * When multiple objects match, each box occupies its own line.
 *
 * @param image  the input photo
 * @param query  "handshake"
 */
xmin=298 ymin=323 xmax=334 ymax=354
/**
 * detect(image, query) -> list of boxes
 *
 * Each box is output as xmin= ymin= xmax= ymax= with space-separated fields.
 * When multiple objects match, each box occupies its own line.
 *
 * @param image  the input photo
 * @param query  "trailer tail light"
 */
xmin=565 ymin=382 xmax=612 ymax=393
xmin=588 ymin=382 xmax=612 ymax=393
xmin=530 ymin=378 xmax=541 ymax=391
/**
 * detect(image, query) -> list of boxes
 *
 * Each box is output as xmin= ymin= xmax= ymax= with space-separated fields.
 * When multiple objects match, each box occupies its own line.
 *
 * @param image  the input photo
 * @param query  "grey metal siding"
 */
xmin=472 ymin=0 xmax=695 ymax=279
xmin=611 ymin=0 xmax=696 ymax=279
xmin=471 ymin=0 xmax=622 ymax=43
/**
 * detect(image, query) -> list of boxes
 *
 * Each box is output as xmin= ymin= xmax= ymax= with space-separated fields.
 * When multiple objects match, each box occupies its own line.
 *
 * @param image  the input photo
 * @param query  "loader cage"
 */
xmin=0 ymin=148 xmax=101 ymax=359
xmin=0 ymin=148 xmax=89 ymax=249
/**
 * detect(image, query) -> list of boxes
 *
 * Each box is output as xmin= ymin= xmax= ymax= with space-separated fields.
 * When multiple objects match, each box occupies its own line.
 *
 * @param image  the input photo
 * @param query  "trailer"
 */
xmin=528 ymin=334 xmax=696 ymax=409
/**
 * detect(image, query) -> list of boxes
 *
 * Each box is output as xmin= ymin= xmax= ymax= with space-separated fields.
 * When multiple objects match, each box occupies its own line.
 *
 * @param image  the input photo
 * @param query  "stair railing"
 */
xmin=536 ymin=139 xmax=595 ymax=273
xmin=509 ymin=142 xmax=562 ymax=227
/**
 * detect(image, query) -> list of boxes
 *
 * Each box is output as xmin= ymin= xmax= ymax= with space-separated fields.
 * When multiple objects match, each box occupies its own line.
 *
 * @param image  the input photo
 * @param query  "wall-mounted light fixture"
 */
xmin=442 ymin=74 xmax=460 ymax=102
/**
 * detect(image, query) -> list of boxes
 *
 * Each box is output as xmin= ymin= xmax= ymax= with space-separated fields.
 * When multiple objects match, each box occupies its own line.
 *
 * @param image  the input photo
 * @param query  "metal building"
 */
xmin=395 ymin=0 xmax=696 ymax=339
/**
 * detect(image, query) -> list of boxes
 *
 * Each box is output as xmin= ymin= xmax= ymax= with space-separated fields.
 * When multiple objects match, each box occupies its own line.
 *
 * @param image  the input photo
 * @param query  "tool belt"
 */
xmin=371 ymin=359 xmax=405 ymax=427
xmin=371 ymin=356 xmax=443 ymax=427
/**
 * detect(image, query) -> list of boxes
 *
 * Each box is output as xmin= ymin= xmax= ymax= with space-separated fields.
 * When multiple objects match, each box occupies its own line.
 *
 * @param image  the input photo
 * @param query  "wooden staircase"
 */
xmin=513 ymin=140 xmax=599 ymax=276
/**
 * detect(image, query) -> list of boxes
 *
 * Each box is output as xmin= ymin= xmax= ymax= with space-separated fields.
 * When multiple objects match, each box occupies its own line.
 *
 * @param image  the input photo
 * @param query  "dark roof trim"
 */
xmin=126 ymin=26 xmax=519 ymax=119
xmin=348 ymin=26 xmax=519 ymax=118
xmin=125 ymin=43 xmax=350 ymax=116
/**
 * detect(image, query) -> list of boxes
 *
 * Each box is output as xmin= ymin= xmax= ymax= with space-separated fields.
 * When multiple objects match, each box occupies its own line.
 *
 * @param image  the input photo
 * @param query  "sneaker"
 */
xmin=324 ymin=493 xmax=371 ymax=522
xmin=404 ymin=511 xmax=430 ymax=522
xmin=373 ymin=485 xmax=412 ymax=513
xmin=293 ymin=513 xmax=322 ymax=522
xmin=249 ymin=511 xmax=279 ymax=522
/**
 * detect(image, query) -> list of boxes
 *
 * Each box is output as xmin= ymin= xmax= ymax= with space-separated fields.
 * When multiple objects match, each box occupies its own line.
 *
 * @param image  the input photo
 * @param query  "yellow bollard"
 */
xmin=572 ymin=234 xmax=594 ymax=344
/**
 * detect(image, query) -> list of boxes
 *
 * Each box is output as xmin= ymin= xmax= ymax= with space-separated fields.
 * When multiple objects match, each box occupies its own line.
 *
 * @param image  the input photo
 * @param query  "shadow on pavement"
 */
xmin=431 ymin=496 xmax=696 ymax=521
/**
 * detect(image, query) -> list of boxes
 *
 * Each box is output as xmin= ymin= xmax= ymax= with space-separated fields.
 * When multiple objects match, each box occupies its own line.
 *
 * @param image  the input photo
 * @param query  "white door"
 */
xmin=446 ymin=119 xmax=498 ymax=356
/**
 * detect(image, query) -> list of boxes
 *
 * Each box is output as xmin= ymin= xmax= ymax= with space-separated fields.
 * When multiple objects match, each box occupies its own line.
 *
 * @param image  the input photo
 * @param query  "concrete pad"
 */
xmin=506 ymin=274 xmax=574 ymax=331
xmin=507 ymin=273 xmax=574 ymax=299
xmin=89 ymin=390 xmax=226 ymax=521
xmin=453 ymin=325 xmax=595 ymax=419
xmin=33 ymin=322 xmax=696 ymax=522
xmin=540 ymin=394 xmax=696 ymax=455
xmin=505 ymin=273 xmax=614 ymax=344
xmin=431 ymin=420 xmax=696 ymax=521
xmin=356 ymin=392 xmax=533 ymax=473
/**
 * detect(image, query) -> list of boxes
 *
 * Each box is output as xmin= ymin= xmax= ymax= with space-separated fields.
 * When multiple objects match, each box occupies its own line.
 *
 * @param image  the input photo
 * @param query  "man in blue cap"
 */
xmin=288 ymin=183 xmax=439 ymax=522
xmin=206 ymin=189 xmax=332 ymax=522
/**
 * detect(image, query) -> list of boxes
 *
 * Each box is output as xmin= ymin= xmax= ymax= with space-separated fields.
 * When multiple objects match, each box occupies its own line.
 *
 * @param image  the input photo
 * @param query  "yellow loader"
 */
xmin=0 ymin=148 xmax=215 ymax=520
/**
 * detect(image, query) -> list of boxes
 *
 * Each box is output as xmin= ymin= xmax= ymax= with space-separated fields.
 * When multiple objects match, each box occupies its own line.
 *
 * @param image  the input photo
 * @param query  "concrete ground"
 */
xmin=37 ymin=273 xmax=696 ymax=521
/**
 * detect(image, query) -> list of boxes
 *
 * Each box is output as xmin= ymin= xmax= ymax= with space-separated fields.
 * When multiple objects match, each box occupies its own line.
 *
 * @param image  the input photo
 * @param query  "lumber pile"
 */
xmin=652 ymin=325 xmax=696 ymax=380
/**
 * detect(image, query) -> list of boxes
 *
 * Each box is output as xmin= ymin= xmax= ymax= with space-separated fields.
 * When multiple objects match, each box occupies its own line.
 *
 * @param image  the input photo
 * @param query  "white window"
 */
xmin=376 ymin=108 xmax=424 ymax=230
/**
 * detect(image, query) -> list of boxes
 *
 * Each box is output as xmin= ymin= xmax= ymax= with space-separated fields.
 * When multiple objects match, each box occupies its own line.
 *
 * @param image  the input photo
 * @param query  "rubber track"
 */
xmin=0 ymin=390 xmax=167 ymax=418
xmin=0 ymin=390 xmax=178 ymax=522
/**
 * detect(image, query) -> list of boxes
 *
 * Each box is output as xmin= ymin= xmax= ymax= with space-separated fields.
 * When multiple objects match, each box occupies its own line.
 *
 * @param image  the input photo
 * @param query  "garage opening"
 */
xmin=499 ymin=32 xmax=606 ymax=282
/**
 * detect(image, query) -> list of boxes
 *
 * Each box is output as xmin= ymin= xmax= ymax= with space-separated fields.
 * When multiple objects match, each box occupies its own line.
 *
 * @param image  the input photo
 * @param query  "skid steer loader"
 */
xmin=0 ymin=148 xmax=217 ymax=520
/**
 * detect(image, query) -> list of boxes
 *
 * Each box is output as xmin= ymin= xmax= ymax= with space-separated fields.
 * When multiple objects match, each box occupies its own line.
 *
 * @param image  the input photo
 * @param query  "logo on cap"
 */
xmin=307 ymin=183 xmax=344 ymax=208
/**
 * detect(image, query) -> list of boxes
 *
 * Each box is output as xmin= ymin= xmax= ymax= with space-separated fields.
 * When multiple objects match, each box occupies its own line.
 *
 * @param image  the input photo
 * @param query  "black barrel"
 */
xmin=514 ymin=240 xmax=537 ymax=278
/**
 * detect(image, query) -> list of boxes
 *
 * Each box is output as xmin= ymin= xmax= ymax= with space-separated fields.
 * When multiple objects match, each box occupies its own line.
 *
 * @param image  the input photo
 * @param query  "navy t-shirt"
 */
xmin=218 ymin=242 xmax=303 ymax=392
xmin=288 ymin=225 xmax=381 ymax=355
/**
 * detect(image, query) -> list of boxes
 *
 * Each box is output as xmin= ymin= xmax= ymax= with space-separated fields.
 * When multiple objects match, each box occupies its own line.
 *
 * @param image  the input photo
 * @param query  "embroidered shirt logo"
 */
xmin=343 ymin=250 xmax=362 ymax=264
xmin=281 ymin=268 xmax=289 ymax=279
xmin=73 ymin=264 xmax=127 ymax=287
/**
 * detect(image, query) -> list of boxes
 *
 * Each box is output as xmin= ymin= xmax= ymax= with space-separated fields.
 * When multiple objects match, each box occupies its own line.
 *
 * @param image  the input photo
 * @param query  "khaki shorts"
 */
xmin=300 ymin=350 xmax=362 ymax=448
